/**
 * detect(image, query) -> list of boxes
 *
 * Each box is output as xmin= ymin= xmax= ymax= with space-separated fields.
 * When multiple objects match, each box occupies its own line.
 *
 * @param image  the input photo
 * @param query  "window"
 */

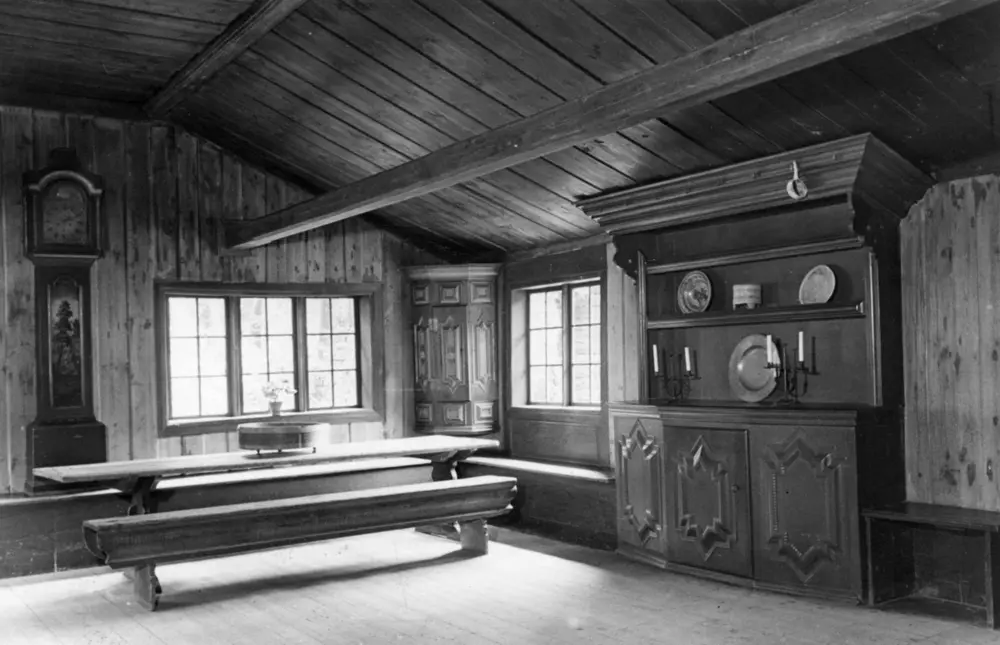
xmin=157 ymin=283 xmax=381 ymax=434
xmin=527 ymin=281 xmax=601 ymax=405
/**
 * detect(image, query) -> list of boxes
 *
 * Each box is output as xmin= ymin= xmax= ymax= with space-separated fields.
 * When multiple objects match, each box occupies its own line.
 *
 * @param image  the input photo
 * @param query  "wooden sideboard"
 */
xmin=584 ymin=134 xmax=933 ymax=602
xmin=406 ymin=264 xmax=501 ymax=436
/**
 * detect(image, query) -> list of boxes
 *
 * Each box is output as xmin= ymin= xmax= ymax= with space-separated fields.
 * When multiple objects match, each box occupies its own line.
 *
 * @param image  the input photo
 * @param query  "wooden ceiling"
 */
xmin=2 ymin=0 xmax=999 ymax=259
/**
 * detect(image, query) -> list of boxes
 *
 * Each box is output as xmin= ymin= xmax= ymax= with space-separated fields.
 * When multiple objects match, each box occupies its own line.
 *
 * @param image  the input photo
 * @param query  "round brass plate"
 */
xmin=728 ymin=334 xmax=779 ymax=403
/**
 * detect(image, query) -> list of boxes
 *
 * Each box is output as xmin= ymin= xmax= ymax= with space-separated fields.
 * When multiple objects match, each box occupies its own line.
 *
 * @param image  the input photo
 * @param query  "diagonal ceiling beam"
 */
xmin=226 ymin=0 xmax=998 ymax=250
xmin=145 ymin=0 xmax=309 ymax=118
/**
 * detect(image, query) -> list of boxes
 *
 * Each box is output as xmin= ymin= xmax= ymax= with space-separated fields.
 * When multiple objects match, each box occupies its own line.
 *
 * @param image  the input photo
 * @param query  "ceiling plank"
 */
xmin=227 ymin=0 xmax=998 ymax=249
xmin=145 ymin=0 xmax=309 ymax=117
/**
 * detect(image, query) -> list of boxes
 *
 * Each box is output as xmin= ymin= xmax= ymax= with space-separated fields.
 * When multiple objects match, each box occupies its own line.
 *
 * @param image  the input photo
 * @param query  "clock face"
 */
xmin=41 ymin=180 xmax=89 ymax=246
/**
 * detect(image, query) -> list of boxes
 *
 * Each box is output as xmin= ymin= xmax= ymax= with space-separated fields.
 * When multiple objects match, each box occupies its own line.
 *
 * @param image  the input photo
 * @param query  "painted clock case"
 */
xmin=581 ymin=135 xmax=931 ymax=602
xmin=406 ymin=264 xmax=500 ymax=436
xmin=23 ymin=148 xmax=108 ymax=494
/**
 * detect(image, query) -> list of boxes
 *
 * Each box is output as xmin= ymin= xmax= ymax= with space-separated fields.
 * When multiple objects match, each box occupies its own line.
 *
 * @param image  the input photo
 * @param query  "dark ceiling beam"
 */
xmin=145 ymin=0 xmax=309 ymax=118
xmin=226 ymin=0 xmax=999 ymax=250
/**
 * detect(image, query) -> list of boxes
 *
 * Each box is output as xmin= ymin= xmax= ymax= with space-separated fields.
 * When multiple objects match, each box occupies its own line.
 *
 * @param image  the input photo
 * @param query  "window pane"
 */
xmin=572 ymin=365 xmax=590 ymax=404
xmin=169 ymin=338 xmax=199 ymax=377
xmin=168 ymin=298 xmax=197 ymax=337
xmin=267 ymin=298 xmax=293 ymax=335
xmin=590 ymin=325 xmax=601 ymax=364
xmin=332 ymin=334 xmax=357 ymax=370
xmin=333 ymin=370 xmax=358 ymax=407
xmin=307 ymin=335 xmax=332 ymax=370
xmin=199 ymin=338 xmax=227 ymax=377
xmin=529 ymin=366 xmax=546 ymax=403
xmin=545 ymin=366 xmax=563 ymax=404
xmin=268 ymin=335 xmax=295 ymax=373
xmin=528 ymin=330 xmax=546 ymax=366
xmin=571 ymin=286 xmax=590 ymax=325
xmin=331 ymin=298 xmax=355 ymax=333
xmin=242 ymin=374 xmax=267 ymax=413
xmin=241 ymin=336 xmax=267 ymax=374
xmin=241 ymin=298 xmax=266 ymax=336
xmin=571 ymin=327 xmax=589 ymax=363
xmin=170 ymin=377 xmax=200 ymax=418
xmin=306 ymin=299 xmax=331 ymax=334
xmin=591 ymin=365 xmax=601 ymax=404
xmin=528 ymin=292 xmax=547 ymax=329
xmin=545 ymin=328 xmax=563 ymax=363
xmin=308 ymin=371 xmax=333 ymax=409
xmin=197 ymin=298 xmax=226 ymax=337
xmin=589 ymin=285 xmax=601 ymax=324
xmin=545 ymin=290 xmax=562 ymax=328
xmin=200 ymin=377 xmax=229 ymax=416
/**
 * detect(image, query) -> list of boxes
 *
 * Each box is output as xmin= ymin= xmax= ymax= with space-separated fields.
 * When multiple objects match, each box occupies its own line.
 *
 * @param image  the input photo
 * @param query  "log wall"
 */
xmin=0 ymin=106 xmax=437 ymax=494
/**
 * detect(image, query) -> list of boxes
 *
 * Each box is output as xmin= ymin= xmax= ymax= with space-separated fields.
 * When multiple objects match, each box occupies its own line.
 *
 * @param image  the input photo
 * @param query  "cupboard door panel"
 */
xmin=666 ymin=426 xmax=752 ymax=577
xmin=615 ymin=414 xmax=667 ymax=560
xmin=750 ymin=425 xmax=860 ymax=598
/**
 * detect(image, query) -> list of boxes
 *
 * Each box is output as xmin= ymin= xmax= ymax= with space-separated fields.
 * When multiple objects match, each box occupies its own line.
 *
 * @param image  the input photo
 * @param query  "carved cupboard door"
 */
xmin=615 ymin=413 xmax=667 ymax=563
xmin=665 ymin=426 xmax=751 ymax=577
xmin=750 ymin=425 xmax=860 ymax=598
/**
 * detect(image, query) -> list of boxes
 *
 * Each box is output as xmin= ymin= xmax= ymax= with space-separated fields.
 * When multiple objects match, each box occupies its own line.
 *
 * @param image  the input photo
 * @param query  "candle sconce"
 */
xmin=765 ymin=340 xmax=817 ymax=405
xmin=655 ymin=350 xmax=701 ymax=403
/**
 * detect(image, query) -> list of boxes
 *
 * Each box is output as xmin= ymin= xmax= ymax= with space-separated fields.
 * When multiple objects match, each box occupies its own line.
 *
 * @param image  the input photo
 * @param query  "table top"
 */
xmin=33 ymin=435 xmax=500 ymax=484
xmin=863 ymin=502 xmax=1000 ymax=531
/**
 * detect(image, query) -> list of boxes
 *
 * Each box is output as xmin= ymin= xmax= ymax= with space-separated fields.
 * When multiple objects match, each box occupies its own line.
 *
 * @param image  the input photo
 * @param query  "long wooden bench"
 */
xmin=863 ymin=502 xmax=1000 ymax=629
xmin=83 ymin=475 xmax=518 ymax=610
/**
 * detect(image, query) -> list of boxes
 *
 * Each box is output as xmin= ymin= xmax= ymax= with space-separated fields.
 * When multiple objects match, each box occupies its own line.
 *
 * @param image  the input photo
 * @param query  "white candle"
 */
xmin=684 ymin=347 xmax=692 ymax=373
xmin=798 ymin=331 xmax=805 ymax=363
xmin=652 ymin=344 xmax=660 ymax=374
xmin=765 ymin=335 xmax=773 ymax=364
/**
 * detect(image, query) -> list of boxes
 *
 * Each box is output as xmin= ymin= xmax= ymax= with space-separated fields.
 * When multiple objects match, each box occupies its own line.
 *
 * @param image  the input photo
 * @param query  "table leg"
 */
xmin=122 ymin=476 xmax=162 ymax=611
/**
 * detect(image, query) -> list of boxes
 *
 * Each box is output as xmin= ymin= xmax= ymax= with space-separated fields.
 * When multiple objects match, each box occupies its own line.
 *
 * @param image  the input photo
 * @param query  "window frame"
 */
xmin=154 ymin=281 xmax=384 ymax=437
xmin=523 ymin=278 xmax=603 ymax=408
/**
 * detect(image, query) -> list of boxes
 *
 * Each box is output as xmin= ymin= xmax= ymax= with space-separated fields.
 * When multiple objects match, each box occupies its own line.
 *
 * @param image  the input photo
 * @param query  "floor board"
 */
xmin=0 ymin=530 xmax=991 ymax=644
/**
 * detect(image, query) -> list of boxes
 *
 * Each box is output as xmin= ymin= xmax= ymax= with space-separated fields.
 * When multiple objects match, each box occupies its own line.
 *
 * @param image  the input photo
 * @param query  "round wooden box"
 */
xmin=237 ymin=421 xmax=331 ymax=454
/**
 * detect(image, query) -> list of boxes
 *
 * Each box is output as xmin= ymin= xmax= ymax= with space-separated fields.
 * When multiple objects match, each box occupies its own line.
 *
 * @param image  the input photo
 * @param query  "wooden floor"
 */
xmin=0 ymin=530 xmax=994 ymax=645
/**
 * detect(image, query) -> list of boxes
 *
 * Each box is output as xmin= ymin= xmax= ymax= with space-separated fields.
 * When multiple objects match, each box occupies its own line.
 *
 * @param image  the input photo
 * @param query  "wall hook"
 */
xmin=786 ymin=160 xmax=808 ymax=200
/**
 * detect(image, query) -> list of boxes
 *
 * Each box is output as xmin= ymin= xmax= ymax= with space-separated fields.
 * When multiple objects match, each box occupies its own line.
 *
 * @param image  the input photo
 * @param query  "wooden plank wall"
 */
xmin=902 ymin=174 xmax=1000 ymax=511
xmin=0 ymin=105 xmax=432 ymax=494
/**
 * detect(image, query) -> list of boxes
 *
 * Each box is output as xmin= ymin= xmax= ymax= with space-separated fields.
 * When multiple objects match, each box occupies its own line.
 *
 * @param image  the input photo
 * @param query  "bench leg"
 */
xmin=459 ymin=519 xmax=489 ymax=555
xmin=986 ymin=531 xmax=999 ymax=629
xmin=133 ymin=564 xmax=161 ymax=611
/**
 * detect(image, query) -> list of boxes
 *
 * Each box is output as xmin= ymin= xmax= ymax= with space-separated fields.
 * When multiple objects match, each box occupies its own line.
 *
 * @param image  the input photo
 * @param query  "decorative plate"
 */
xmin=677 ymin=270 xmax=712 ymax=314
xmin=798 ymin=264 xmax=836 ymax=305
xmin=728 ymin=334 xmax=779 ymax=403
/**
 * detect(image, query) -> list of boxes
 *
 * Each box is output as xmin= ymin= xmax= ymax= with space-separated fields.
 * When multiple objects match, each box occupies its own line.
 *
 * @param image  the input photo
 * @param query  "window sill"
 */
xmin=511 ymin=405 xmax=602 ymax=412
xmin=162 ymin=408 xmax=383 ymax=437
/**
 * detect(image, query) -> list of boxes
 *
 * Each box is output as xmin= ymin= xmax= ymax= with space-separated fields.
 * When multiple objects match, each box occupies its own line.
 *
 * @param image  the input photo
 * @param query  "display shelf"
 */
xmin=647 ymin=301 xmax=865 ymax=330
xmin=646 ymin=236 xmax=865 ymax=276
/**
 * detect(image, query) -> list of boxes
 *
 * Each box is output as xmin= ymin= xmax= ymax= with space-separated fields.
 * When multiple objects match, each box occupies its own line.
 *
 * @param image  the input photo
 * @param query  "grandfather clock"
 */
xmin=406 ymin=264 xmax=500 ymax=436
xmin=23 ymin=148 xmax=108 ymax=495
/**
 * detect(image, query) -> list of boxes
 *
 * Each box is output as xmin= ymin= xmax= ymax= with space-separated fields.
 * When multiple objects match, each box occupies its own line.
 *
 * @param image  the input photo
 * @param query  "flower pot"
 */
xmin=268 ymin=400 xmax=283 ymax=417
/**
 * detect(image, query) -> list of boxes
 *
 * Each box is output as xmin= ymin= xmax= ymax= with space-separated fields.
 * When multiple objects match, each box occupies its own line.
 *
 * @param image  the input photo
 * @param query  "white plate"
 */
xmin=798 ymin=264 xmax=836 ymax=305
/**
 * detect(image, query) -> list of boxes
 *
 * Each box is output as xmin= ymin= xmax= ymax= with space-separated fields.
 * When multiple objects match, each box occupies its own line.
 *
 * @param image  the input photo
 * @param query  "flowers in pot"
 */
xmin=262 ymin=380 xmax=297 ymax=416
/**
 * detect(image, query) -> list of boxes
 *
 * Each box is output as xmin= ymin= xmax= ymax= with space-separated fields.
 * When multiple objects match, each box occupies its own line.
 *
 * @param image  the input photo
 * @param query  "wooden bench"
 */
xmin=863 ymin=502 xmax=1000 ymax=629
xmin=83 ymin=475 xmax=518 ymax=610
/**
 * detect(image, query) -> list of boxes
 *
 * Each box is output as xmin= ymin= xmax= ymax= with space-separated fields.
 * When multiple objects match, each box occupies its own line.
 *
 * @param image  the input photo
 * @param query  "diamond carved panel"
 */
xmin=761 ymin=430 xmax=847 ymax=583
xmin=675 ymin=435 xmax=737 ymax=560
xmin=618 ymin=419 xmax=663 ymax=548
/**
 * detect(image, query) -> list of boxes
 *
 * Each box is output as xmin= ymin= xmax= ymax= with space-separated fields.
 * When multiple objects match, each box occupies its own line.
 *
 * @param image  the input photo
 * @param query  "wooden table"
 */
xmin=33 ymin=434 xmax=500 ymax=528
xmin=34 ymin=435 xmax=501 ymax=609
